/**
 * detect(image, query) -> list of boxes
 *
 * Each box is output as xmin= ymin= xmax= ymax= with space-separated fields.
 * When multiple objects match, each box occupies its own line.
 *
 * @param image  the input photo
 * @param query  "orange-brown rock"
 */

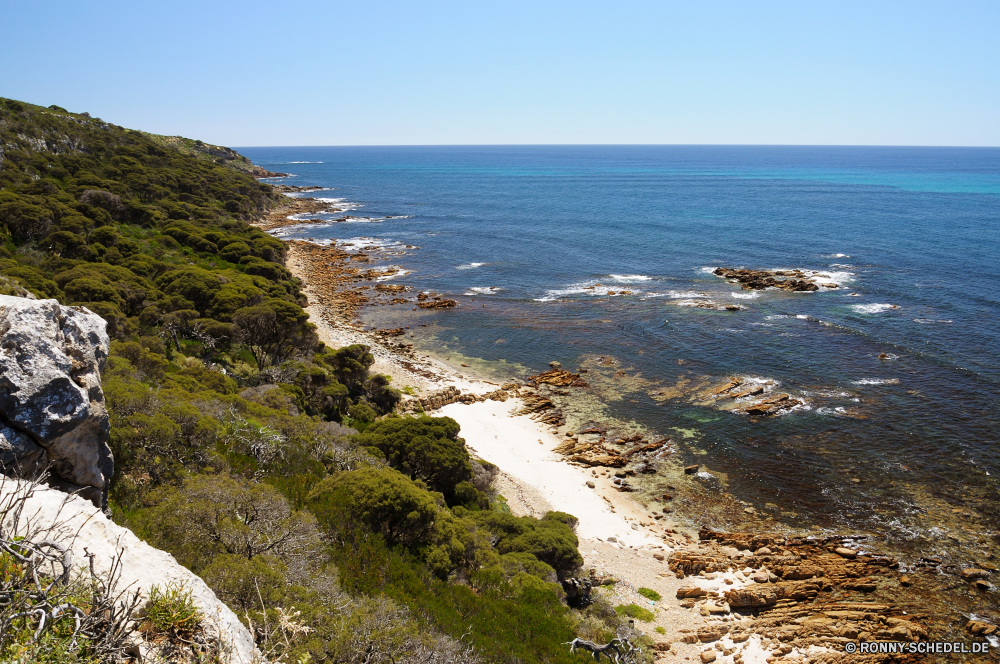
xmin=375 ymin=328 xmax=406 ymax=337
xmin=552 ymin=436 xmax=626 ymax=467
xmin=514 ymin=393 xmax=565 ymax=426
xmin=960 ymin=568 xmax=990 ymax=580
xmin=418 ymin=299 xmax=457 ymax=309
xmin=744 ymin=393 xmax=802 ymax=416
xmin=621 ymin=439 xmax=668 ymax=459
xmin=528 ymin=368 xmax=590 ymax=388
xmin=726 ymin=587 xmax=778 ymax=608
xmin=669 ymin=529 xmax=927 ymax=660
xmin=968 ymin=620 xmax=998 ymax=636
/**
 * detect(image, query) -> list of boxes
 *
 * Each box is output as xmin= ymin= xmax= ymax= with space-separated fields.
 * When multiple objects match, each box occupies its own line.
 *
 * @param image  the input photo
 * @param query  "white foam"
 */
xmin=341 ymin=216 xmax=391 ymax=223
xmin=375 ymin=267 xmax=410 ymax=282
xmin=851 ymin=378 xmax=900 ymax=385
xmin=674 ymin=299 xmax=716 ymax=307
xmin=669 ymin=291 xmax=709 ymax=299
xmin=850 ymin=303 xmax=898 ymax=314
xmin=457 ymin=263 xmax=486 ymax=270
xmin=914 ymin=318 xmax=953 ymax=324
xmin=698 ymin=266 xmax=719 ymax=274
xmin=764 ymin=315 xmax=790 ymax=320
xmin=535 ymin=280 xmax=642 ymax=301
xmin=465 ymin=286 xmax=502 ymax=295
xmin=337 ymin=237 xmax=407 ymax=253
xmin=608 ymin=274 xmax=652 ymax=283
xmin=801 ymin=269 xmax=855 ymax=288
xmin=731 ymin=291 xmax=760 ymax=299
xmin=288 ymin=161 xmax=323 ymax=164
xmin=284 ymin=188 xmax=336 ymax=198
xmin=286 ymin=213 xmax=322 ymax=221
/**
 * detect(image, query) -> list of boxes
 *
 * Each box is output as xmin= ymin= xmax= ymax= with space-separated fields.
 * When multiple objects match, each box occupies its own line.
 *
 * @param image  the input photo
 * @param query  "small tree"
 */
xmin=146 ymin=475 xmax=321 ymax=568
xmin=307 ymin=468 xmax=439 ymax=547
xmin=353 ymin=416 xmax=471 ymax=500
xmin=233 ymin=299 xmax=312 ymax=369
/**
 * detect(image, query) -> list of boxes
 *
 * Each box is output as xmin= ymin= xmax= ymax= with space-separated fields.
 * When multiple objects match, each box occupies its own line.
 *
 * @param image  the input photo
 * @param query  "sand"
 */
xmin=267 ymin=222 xmax=786 ymax=663
xmin=440 ymin=399 xmax=659 ymax=548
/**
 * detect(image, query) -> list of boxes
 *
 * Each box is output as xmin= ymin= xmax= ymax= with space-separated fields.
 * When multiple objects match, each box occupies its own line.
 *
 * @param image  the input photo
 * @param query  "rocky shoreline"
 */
xmin=256 ymin=200 xmax=995 ymax=662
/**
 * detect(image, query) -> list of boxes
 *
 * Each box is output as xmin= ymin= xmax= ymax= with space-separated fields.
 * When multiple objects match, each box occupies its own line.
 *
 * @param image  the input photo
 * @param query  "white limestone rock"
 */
xmin=0 ymin=295 xmax=113 ymax=510
xmin=3 ymin=478 xmax=260 ymax=663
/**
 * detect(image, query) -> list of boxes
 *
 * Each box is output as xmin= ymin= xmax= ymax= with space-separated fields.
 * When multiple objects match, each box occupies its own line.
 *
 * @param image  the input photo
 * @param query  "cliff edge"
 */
xmin=0 ymin=294 xmax=114 ymax=510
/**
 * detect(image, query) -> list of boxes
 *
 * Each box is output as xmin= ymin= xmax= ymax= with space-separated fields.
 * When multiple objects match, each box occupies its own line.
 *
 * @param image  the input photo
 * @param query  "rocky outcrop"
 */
xmin=1 ymin=478 xmax=259 ymax=663
xmin=743 ymin=393 xmax=802 ymax=416
xmin=405 ymin=384 xmax=521 ymax=412
xmin=713 ymin=267 xmax=821 ymax=292
xmin=0 ymin=295 xmax=113 ymax=511
xmin=665 ymin=529 xmax=931 ymax=660
xmin=417 ymin=298 xmax=457 ymax=309
xmin=527 ymin=368 xmax=590 ymax=388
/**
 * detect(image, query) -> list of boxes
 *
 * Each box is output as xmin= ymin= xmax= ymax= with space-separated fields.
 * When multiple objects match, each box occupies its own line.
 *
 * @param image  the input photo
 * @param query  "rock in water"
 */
xmin=0 ymin=295 xmax=113 ymax=511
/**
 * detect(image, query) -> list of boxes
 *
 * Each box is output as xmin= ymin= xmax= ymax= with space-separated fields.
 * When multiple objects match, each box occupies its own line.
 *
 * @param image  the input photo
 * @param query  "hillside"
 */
xmin=0 ymin=97 xmax=633 ymax=663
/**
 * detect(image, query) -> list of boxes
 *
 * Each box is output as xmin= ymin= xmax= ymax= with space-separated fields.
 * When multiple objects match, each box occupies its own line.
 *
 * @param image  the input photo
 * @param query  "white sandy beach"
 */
xmin=439 ymin=399 xmax=659 ymax=549
xmin=281 ymin=237 xmax=792 ymax=663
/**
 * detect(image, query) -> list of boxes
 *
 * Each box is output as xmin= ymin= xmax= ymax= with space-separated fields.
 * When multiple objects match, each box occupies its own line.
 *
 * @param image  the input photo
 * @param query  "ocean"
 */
xmin=240 ymin=145 xmax=1000 ymax=614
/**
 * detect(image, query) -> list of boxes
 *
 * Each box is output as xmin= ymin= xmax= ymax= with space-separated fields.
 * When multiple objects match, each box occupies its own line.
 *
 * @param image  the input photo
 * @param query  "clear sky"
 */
xmin=2 ymin=1 xmax=998 ymax=146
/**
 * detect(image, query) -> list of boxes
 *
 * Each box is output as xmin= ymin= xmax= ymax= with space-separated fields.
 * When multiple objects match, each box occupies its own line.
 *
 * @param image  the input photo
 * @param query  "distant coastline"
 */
xmin=257 ymin=185 xmax=950 ymax=659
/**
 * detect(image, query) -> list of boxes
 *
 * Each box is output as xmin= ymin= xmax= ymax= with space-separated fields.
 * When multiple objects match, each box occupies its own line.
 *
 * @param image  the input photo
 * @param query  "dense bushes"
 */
xmin=308 ymin=468 xmax=441 ymax=547
xmin=0 ymin=96 xmax=630 ymax=663
xmin=354 ymin=416 xmax=473 ymax=500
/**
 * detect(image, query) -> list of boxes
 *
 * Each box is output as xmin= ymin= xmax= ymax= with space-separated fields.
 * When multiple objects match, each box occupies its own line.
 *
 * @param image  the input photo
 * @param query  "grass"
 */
xmin=143 ymin=584 xmax=203 ymax=638
xmin=637 ymin=587 xmax=661 ymax=602
xmin=614 ymin=604 xmax=655 ymax=622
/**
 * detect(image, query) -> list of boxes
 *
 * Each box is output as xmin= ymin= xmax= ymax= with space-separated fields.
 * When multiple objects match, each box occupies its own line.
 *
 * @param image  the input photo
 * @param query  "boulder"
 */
xmin=0 ymin=296 xmax=112 ymax=511
xmin=968 ymin=620 xmax=998 ymax=636
xmin=676 ymin=585 xmax=708 ymax=599
xmin=960 ymin=568 xmax=990 ymax=580
xmin=726 ymin=587 xmax=778 ymax=608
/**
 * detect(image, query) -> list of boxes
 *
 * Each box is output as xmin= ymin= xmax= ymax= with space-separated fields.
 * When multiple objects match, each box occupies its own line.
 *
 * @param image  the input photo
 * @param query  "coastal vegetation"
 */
xmin=0 ymin=98 xmax=637 ymax=662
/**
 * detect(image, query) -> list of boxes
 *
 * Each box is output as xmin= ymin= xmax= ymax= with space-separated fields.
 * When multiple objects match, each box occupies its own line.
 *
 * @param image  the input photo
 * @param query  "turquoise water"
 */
xmin=241 ymin=145 xmax=1000 ymax=574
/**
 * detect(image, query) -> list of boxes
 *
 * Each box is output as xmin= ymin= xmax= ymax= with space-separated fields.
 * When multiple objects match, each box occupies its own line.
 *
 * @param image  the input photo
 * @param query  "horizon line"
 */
xmin=232 ymin=142 xmax=1000 ymax=149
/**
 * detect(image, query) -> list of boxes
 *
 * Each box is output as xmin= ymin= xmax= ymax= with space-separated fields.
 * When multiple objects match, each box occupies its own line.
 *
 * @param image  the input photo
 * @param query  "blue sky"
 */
xmin=2 ymin=1 xmax=998 ymax=146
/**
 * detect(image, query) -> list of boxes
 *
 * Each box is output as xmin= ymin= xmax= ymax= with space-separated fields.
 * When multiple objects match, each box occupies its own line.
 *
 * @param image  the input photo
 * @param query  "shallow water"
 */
xmin=242 ymin=145 xmax=1000 ymax=619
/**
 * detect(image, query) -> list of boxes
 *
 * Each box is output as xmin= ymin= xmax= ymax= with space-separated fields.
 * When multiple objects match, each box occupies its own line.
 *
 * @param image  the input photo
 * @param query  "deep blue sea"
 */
xmin=240 ymin=146 xmax=1000 ymax=566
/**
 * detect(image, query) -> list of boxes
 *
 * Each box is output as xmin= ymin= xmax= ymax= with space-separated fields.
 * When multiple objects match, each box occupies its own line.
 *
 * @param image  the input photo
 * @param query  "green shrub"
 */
xmin=353 ymin=416 xmax=471 ymax=500
xmin=143 ymin=584 xmax=203 ymax=637
xmin=307 ymin=468 xmax=439 ymax=547
xmin=470 ymin=510 xmax=583 ymax=578
xmin=348 ymin=401 xmax=377 ymax=423
xmin=614 ymin=603 xmax=655 ymax=622
xmin=142 ymin=475 xmax=320 ymax=570
xmin=637 ymin=587 xmax=661 ymax=602
xmin=201 ymin=554 xmax=288 ymax=611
